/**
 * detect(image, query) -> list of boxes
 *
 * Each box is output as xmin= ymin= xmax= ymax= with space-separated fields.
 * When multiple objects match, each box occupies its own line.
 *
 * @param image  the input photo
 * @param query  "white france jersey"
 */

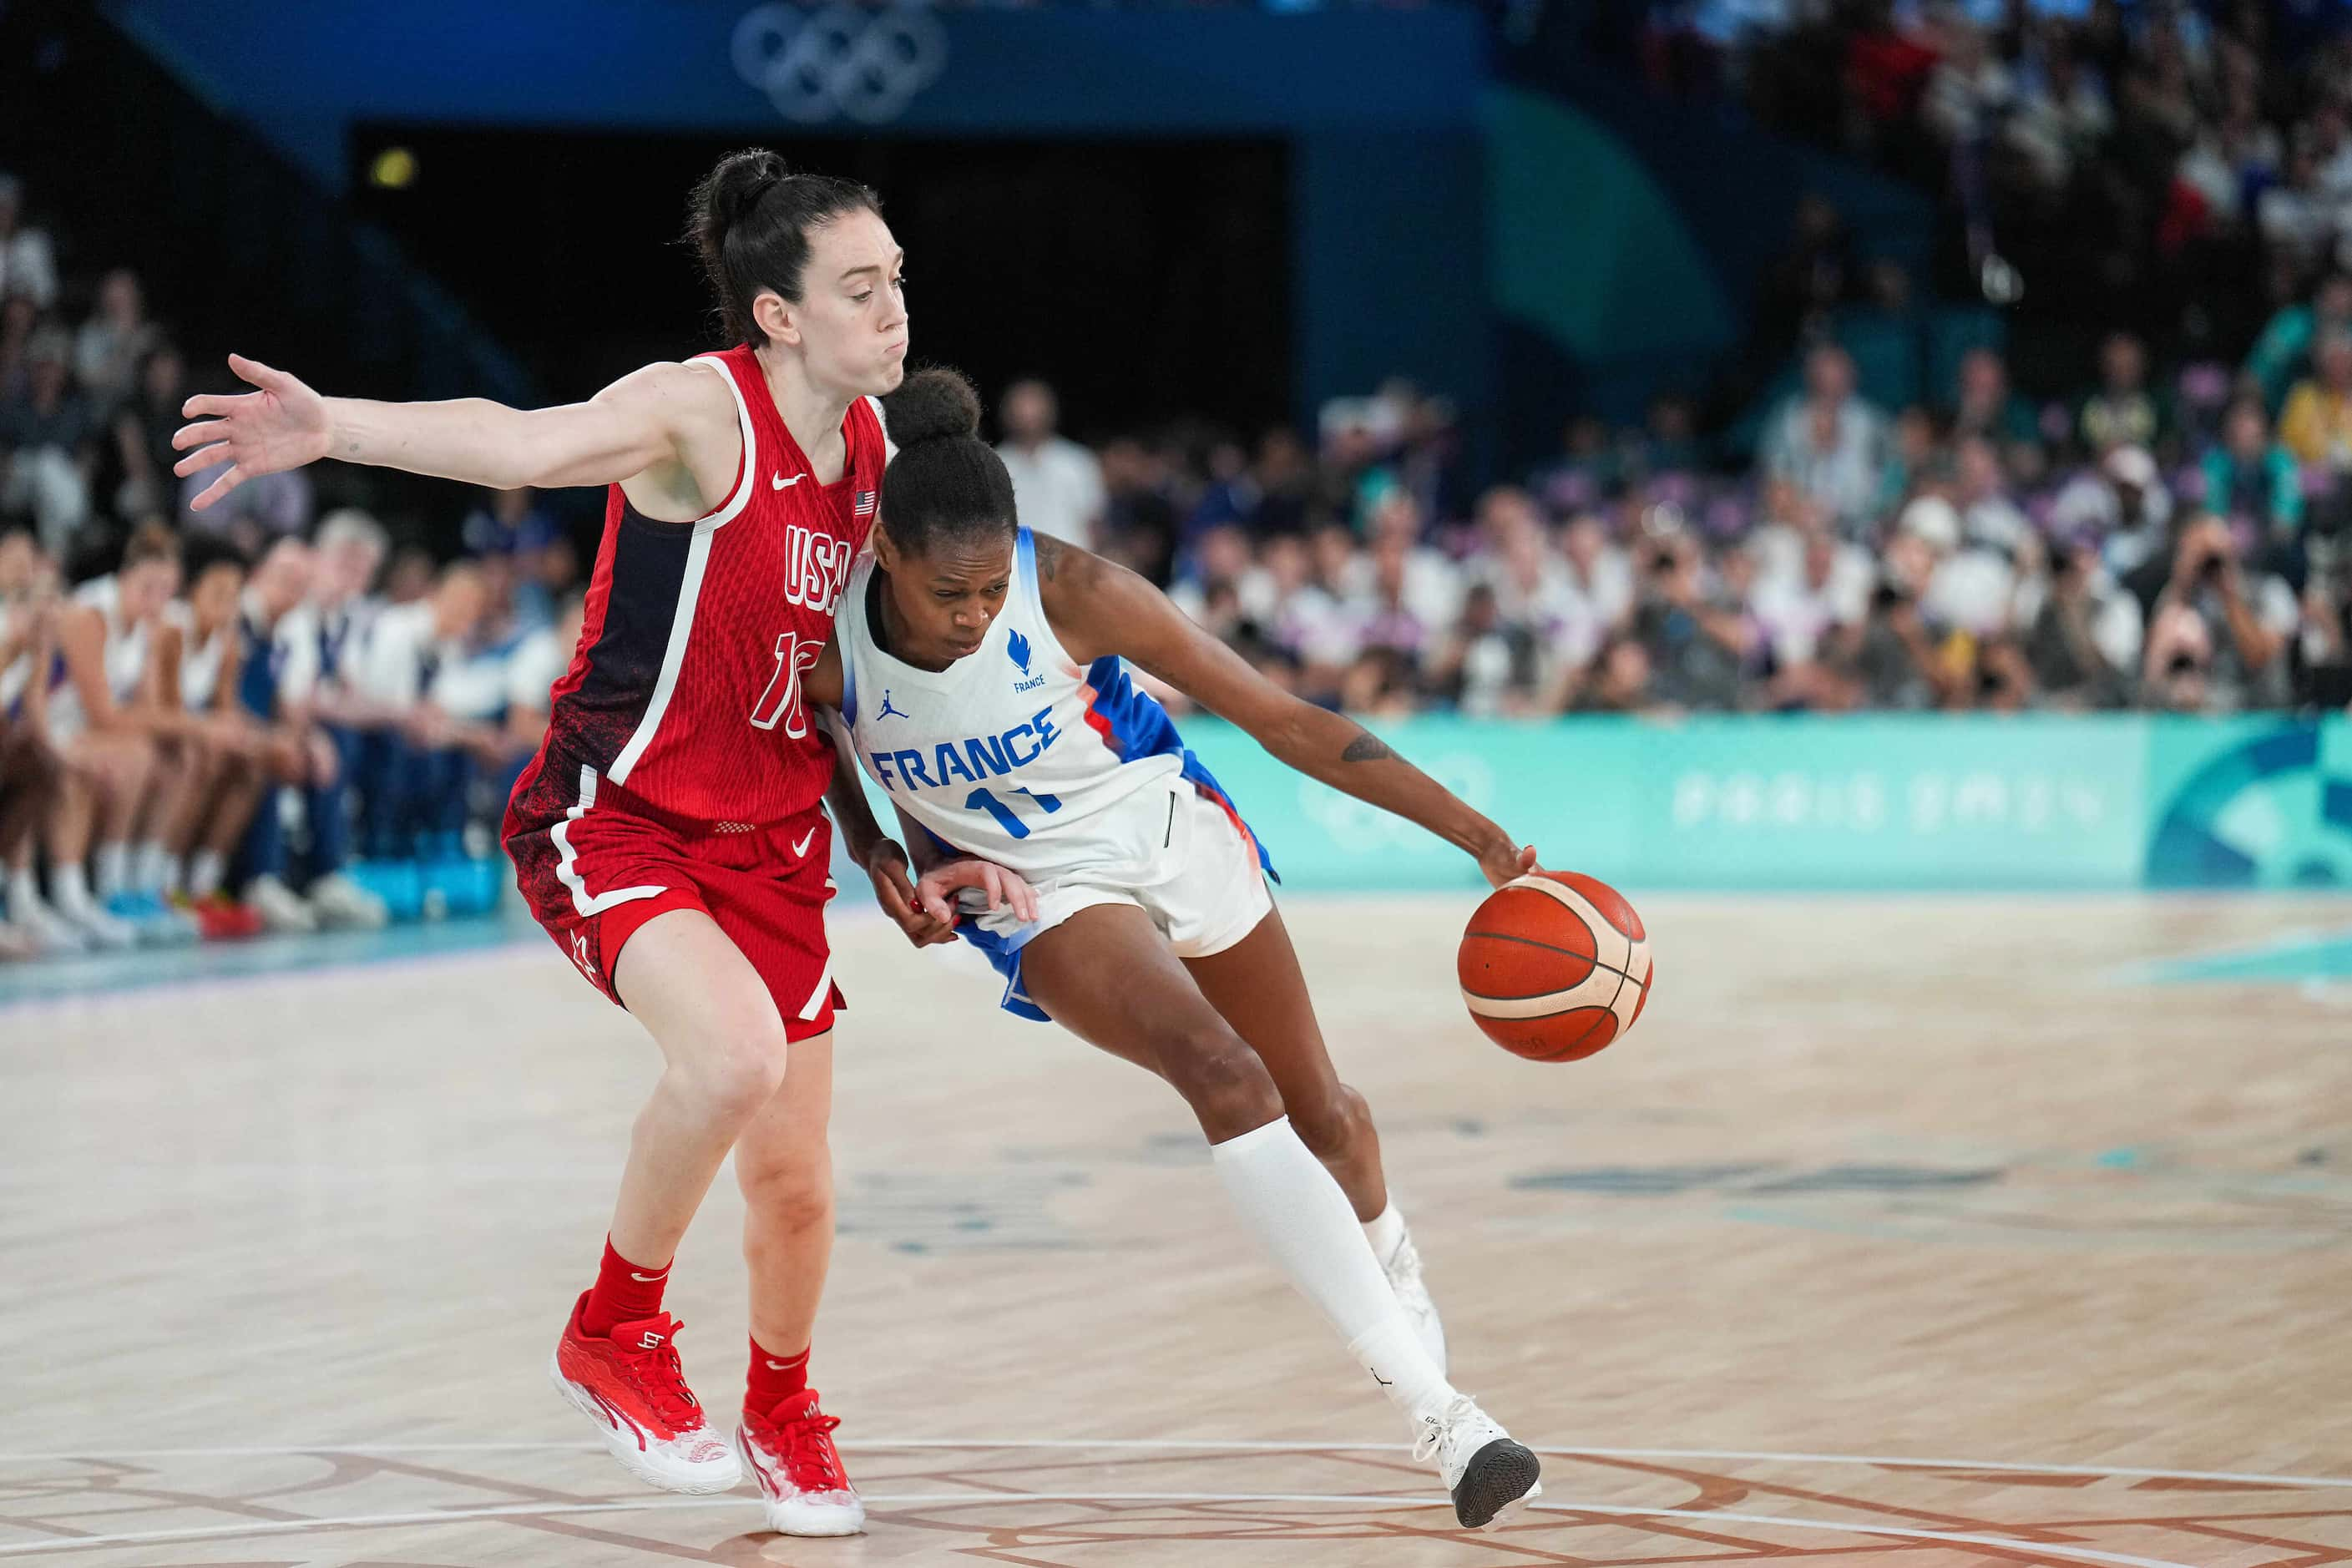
xmin=46 ymin=575 xmax=152 ymax=740
xmin=165 ymin=602 xmax=232 ymax=714
xmin=837 ymin=529 xmax=1257 ymax=880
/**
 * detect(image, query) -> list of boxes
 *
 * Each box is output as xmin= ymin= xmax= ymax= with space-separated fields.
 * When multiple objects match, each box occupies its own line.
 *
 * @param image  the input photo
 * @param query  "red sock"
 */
xmin=580 ymin=1237 xmax=671 ymax=1338
xmin=746 ymin=1335 xmax=810 ymax=1414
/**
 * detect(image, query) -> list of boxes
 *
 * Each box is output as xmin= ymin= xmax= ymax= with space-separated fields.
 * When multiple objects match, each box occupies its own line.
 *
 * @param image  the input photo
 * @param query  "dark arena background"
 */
xmin=2 ymin=0 xmax=2348 ymax=1563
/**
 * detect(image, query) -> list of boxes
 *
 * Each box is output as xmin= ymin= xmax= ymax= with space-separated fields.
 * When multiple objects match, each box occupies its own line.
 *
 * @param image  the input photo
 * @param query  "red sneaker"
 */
xmin=549 ymin=1291 xmax=741 ymax=1494
xmin=738 ymin=1389 xmax=864 ymax=1536
xmin=182 ymin=894 xmax=264 ymax=941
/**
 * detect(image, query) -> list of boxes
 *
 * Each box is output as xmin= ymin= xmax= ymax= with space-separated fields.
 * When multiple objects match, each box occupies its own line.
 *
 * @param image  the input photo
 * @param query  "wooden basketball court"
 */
xmin=6 ymin=893 xmax=2349 ymax=1565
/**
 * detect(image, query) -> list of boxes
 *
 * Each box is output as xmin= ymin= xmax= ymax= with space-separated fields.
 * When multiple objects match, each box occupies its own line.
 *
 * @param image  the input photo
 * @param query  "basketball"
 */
xmin=1458 ymin=871 xmax=1652 ymax=1062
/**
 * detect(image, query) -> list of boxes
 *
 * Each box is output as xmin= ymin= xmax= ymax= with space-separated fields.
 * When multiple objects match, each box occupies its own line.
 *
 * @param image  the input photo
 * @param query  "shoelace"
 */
xmin=756 ymin=1407 xmax=847 ymax=1491
xmin=1411 ymin=1394 xmax=1480 ymax=1464
xmin=611 ymin=1324 xmax=703 ymax=1432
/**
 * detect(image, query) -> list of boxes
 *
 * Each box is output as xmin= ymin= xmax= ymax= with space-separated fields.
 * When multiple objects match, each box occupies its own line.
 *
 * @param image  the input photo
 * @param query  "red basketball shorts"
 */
xmin=506 ymin=798 xmax=842 ymax=1041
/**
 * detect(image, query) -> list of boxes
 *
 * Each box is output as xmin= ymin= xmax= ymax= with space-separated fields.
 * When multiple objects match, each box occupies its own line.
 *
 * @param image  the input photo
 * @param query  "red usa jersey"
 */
xmin=507 ymin=344 xmax=884 ymax=833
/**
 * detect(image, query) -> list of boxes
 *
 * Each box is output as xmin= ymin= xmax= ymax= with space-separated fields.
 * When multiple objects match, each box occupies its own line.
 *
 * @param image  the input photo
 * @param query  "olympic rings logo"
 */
xmin=732 ymin=3 xmax=948 ymax=124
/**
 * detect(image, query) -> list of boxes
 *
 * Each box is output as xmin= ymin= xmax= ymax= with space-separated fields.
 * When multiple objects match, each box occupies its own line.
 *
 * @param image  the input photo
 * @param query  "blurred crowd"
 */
xmin=1 ymin=171 xmax=584 ymax=959
xmin=1058 ymin=317 xmax=2352 ymax=721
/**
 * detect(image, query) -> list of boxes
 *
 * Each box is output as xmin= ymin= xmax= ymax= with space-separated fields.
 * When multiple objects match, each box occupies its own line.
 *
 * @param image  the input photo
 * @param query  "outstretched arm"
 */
xmin=173 ymin=354 xmax=730 ymax=513
xmin=1037 ymin=537 xmax=1540 ymax=888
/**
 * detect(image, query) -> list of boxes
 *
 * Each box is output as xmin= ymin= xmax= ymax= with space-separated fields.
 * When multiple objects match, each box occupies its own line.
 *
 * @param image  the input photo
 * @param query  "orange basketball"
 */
xmin=1458 ymin=871 xmax=1652 ymax=1062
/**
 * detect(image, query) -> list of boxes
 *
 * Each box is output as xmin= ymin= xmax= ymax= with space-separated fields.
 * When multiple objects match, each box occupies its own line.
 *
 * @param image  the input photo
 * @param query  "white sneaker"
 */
xmin=1414 ymin=1394 xmax=1541 ymax=1531
xmin=11 ymin=893 xmax=89 ymax=955
xmin=248 ymin=875 xmax=320 ymax=933
xmin=1378 ymin=1226 xmax=1448 ymax=1375
xmin=307 ymin=871 xmax=388 ymax=930
xmin=738 ymin=1392 xmax=865 ymax=1537
xmin=60 ymin=900 xmax=139 ymax=951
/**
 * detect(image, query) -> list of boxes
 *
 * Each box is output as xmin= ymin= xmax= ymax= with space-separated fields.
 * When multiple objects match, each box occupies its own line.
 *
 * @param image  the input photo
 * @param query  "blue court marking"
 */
xmin=0 ymin=911 xmax=539 ymax=1011
xmin=2110 ymin=924 xmax=2352 ymax=987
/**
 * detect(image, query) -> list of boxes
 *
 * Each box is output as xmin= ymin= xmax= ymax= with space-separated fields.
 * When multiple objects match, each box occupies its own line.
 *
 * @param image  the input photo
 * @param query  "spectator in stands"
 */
xmin=2080 ymin=332 xmax=2165 ymax=455
xmin=2245 ymin=272 xmax=2352 ymax=411
xmin=1573 ymin=635 xmax=1662 ymax=716
xmin=1920 ymin=17 xmax=2016 ymax=150
xmin=98 ymin=341 xmax=185 ymax=523
xmin=1763 ymin=344 xmax=1887 ymax=534
xmin=1359 ymin=489 xmax=1464 ymax=635
xmin=1429 ymin=579 xmax=1542 ymax=718
xmin=2053 ymin=444 xmax=2173 ymax=573
xmin=1953 ymin=435 xmax=2034 ymax=554
xmin=0 ymin=175 xmax=58 ymax=311
xmin=73 ymin=270 xmax=158 ymax=413
xmin=2279 ymin=329 xmax=2352 ymax=469
xmin=1950 ymin=347 xmax=2039 ymax=447
xmin=2143 ymin=515 xmax=2299 ymax=710
xmin=2257 ymin=137 xmax=2336 ymax=271
xmin=2017 ymin=539 xmax=2143 ymax=709
xmin=995 ymin=378 xmax=1105 ymax=549
xmin=1560 ymin=510 xmax=1638 ymax=637
xmin=2203 ymin=397 xmax=2304 ymax=542
xmin=2008 ymin=33 xmax=2113 ymax=190
xmin=1753 ymin=529 xmax=1871 ymax=709
xmin=0 ymin=328 xmax=94 ymax=553
xmin=1630 ymin=530 xmax=1753 ymax=710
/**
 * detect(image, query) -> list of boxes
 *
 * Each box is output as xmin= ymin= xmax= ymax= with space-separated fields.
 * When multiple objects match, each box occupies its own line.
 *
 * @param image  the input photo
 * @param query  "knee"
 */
xmin=672 ymin=1030 xmax=792 ymax=1127
xmin=739 ymin=1146 xmax=834 ymax=1237
xmin=1153 ymin=1022 xmax=1282 ymax=1136
xmin=1290 ymin=1082 xmax=1372 ymax=1161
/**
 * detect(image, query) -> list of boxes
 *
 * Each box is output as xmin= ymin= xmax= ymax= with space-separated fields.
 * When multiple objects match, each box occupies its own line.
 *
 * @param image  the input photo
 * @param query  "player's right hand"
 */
xmin=173 ymin=355 xmax=332 ymax=512
xmin=866 ymin=839 xmax=960 ymax=948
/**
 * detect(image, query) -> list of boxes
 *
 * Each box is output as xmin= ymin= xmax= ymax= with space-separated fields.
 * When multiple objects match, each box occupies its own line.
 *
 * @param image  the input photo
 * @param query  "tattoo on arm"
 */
xmin=1034 ymin=532 xmax=1063 ymax=582
xmin=1341 ymin=727 xmax=1393 ymax=763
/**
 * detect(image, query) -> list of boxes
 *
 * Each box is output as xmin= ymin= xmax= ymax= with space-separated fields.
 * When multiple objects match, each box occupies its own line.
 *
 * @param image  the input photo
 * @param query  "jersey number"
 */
xmin=966 ymin=785 xmax=1061 ymax=839
xmin=749 ymin=632 xmax=820 ymax=737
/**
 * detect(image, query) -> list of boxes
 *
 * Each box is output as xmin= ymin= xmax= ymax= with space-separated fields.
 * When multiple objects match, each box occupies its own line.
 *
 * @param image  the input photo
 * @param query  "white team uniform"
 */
xmin=46 ymin=576 xmax=152 ymax=743
xmin=835 ymin=528 xmax=1273 ymax=1019
xmin=164 ymin=602 xmax=233 ymax=714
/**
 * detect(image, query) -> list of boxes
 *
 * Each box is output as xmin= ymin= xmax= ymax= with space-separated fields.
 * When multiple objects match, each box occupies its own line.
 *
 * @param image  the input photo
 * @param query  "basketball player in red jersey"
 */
xmin=171 ymin=151 xmax=986 ymax=1537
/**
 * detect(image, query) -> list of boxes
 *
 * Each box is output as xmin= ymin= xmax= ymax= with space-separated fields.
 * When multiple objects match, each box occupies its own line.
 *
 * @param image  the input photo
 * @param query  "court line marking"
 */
xmin=0 ymin=1490 xmax=2205 ymax=1567
xmin=3 ymin=1437 xmax=2344 ymax=1489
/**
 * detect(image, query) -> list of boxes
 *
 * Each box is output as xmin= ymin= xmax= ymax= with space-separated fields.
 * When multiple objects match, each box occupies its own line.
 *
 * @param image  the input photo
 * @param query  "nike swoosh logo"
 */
xmin=630 ymin=1271 xmax=665 ymax=1282
xmin=764 ymin=1358 xmax=799 ymax=1371
xmin=792 ymin=827 xmax=817 ymax=857
xmin=772 ymin=472 xmax=807 ymax=489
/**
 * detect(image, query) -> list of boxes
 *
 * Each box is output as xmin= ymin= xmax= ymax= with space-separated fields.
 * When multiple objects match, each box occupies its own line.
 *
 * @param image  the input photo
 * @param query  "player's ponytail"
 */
xmin=878 ymin=367 xmax=1018 ymax=556
xmin=686 ymin=149 xmax=881 ymax=346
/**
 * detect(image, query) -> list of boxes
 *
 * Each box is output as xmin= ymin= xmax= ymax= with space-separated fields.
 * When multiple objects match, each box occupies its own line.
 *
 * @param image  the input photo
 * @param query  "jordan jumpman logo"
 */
xmin=877 ymin=689 xmax=908 ymax=721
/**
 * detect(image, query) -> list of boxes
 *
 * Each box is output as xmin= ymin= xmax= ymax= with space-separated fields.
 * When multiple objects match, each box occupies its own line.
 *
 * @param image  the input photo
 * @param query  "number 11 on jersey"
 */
xmin=966 ymin=785 xmax=1061 ymax=839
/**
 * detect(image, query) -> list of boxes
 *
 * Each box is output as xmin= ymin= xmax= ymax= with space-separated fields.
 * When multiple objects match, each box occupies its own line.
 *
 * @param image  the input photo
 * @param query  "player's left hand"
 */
xmin=1479 ymin=838 xmax=1540 ymax=889
xmin=865 ymin=840 xmax=960 ymax=948
xmin=917 ymin=857 xmax=1040 ymax=927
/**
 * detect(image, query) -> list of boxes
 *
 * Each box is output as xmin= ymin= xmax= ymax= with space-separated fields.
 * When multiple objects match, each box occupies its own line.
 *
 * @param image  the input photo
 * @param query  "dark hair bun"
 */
xmin=693 ymin=149 xmax=787 ymax=252
xmin=882 ymin=367 xmax=983 ymax=448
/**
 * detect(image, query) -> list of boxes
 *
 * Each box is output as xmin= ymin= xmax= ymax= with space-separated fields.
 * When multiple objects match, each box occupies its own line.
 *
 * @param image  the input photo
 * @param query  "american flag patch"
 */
xmin=853 ymin=490 xmax=877 ymax=518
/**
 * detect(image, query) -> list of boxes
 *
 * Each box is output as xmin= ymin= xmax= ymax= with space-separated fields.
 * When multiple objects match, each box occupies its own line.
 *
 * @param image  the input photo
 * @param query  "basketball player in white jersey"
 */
xmin=152 ymin=538 xmax=270 ymax=938
xmin=42 ymin=524 xmax=197 ymax=947
xmin=801 ymin=369 xmax=1545 ymax=1532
